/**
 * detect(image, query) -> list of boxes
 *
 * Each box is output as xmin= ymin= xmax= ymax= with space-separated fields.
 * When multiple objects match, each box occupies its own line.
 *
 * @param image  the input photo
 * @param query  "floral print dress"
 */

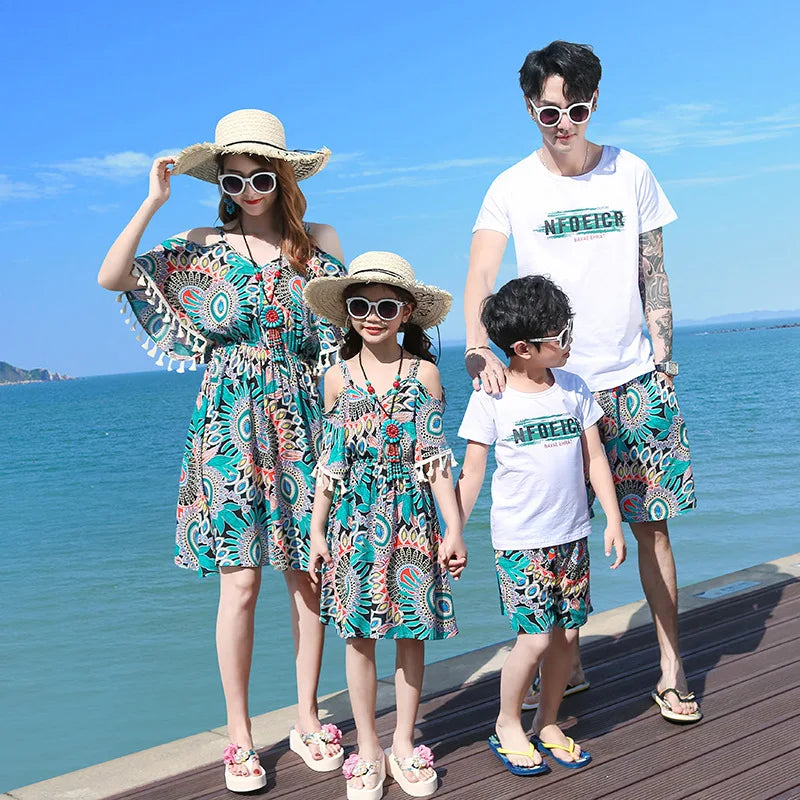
xmin=315 ymin=359 xmax=459 ymax=640
xmin=119 ymin=228 xmax=344 ymax=576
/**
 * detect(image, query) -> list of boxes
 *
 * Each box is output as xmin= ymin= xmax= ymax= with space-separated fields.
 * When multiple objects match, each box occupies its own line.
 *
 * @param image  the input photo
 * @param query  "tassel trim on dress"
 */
xmin=414 ymin=450 xmax=457 ymax=483
xmin=116 ymin=266 xmax=211 ymax=372
xmin=312 ymin=462 xmax=347 ymax=492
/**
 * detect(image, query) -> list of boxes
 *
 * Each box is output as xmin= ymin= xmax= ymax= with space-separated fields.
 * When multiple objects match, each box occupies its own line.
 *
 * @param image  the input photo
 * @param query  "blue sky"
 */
xmin=2 ymin=0 xmax=798 ymax=377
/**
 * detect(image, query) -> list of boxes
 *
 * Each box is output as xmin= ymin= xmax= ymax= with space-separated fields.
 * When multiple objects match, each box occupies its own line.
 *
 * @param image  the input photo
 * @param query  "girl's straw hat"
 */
xmin=173 ymin=109 xmax=330 ymax=183
xmin=303 ymin=251 xmax=452 ymax=330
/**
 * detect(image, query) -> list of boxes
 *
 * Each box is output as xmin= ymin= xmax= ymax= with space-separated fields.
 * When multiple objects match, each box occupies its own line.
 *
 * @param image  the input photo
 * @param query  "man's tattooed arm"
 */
xmin=638 ymin=227 xmax=673 ymax=363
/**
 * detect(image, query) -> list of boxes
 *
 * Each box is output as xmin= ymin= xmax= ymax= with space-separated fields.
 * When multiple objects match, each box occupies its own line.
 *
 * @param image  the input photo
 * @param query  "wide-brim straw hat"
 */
xmin=303 ymin=251 xmax=452 ymax=330
xmin=173 ymin=109 xmax=330 ymax=183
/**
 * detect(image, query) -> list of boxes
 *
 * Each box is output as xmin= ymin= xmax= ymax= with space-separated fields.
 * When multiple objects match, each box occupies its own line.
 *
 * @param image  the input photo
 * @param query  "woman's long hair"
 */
xmin=339 ymin=284 xmax=437 ymax=363
xmin=217 ymin=155 xmax=313 ymax=275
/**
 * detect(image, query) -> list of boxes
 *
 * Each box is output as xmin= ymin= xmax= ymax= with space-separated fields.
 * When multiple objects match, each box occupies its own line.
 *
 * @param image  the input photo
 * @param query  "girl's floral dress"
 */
xmin=315 ymin=358 xmax=458 ymax=639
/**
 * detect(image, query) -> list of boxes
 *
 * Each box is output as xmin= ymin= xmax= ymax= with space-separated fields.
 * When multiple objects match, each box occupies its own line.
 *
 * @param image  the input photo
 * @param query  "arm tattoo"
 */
xmin=638 ymin=228 xmax=670 ymax=313
xmin=638 ymin=227 xmax=673 ymax=361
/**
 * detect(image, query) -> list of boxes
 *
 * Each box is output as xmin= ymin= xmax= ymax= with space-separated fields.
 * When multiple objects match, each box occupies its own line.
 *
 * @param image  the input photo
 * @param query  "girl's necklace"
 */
xmin=238 ymin=221 xmax=287 ymax=362
xmin=358 ymin=347 xmax=405 ymax=482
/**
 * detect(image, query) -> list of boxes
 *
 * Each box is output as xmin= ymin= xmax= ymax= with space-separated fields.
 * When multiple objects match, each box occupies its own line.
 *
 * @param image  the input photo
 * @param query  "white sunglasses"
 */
xmin=527 ymin=319 xmax=574 ymax=350
xmin=529 ymin=100 xmax=593 ymax=127
xmin=217 ymin=171 xmax=277 ymax=196
xmin=346 ymin=296 xmax=407 ymax=321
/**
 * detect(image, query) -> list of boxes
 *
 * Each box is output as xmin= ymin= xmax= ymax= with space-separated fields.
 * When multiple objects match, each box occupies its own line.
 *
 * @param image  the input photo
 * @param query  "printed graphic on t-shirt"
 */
xmin=534 ymin=206 xmax=625 ymax=241
xmin=504 ymin=413 xmax=582 ymax=448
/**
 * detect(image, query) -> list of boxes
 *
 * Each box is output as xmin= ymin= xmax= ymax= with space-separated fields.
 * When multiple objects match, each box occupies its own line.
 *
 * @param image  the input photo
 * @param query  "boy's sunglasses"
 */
xmin=346 ymin=296 xmax=407 ymax=321
xmin=529 ymin=100 xmax=593 ymax=127
xmin=527 ymin=319 xmax=573 ymax=350
xmin=217 ymin=171 xmax=277 ymax=196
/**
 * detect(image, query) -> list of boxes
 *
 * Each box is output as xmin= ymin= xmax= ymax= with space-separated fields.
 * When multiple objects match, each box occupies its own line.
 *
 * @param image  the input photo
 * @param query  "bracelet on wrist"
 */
xmin=465 ymin=345 xmax=492 ymax=354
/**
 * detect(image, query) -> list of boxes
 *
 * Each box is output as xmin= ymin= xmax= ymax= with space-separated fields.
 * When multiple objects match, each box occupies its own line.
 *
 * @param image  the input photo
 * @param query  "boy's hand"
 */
xmin=604 ymin=522 xmax=626 ymax=569
xmin=307 ymin=531 xmax=332 ymax=585
xmin=438 ymin=530 xmax=468 ymax=580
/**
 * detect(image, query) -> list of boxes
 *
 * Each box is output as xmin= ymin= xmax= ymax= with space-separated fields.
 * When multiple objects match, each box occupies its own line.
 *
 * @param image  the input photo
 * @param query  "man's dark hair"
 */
xmin=519 ymin=41 xmax=602 ymax=102
xmin=481 ymin=275 xmax=573 ymax=357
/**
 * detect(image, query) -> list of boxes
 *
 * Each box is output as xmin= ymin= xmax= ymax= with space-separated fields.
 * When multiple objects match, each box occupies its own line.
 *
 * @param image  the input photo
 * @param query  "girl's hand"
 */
xmin=307 ymin=532 xmax=332 ymax=585
xmin=604 ymin=522 xmax=626 ymax=569
xmin=148 ymin=156 xmax=175 ymax=207
xmin=438 ymin=530 xmax=468 ymax=580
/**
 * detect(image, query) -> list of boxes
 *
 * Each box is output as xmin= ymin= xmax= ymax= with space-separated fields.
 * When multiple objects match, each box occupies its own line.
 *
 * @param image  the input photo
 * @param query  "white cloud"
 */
xmin=0 ymin=173 xmax=72 ymax=201
xmin=663 ymin=162 xmax=800 ymax=187
xmin=603 ymin=103 xmax=800 ymax=153
xmin=319 ymin=174 xmax=449 ymax=195
xmin=47 ymin=147 xmax=180 ymax=179
xmin=88 ymin=203 xmax=121 ymax=213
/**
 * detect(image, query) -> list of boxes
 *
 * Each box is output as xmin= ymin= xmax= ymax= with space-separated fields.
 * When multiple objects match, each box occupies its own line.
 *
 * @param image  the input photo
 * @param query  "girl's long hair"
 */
xmin=217 ymin=155 xmax=313 ymax=275
xmin=339 ymin=284 xmax=437 ymax=363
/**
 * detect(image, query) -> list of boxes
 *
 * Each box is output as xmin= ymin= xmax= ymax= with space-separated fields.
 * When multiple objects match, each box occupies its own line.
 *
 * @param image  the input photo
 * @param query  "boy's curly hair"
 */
xmin=481 ymin=275 xmax=573 ymax=357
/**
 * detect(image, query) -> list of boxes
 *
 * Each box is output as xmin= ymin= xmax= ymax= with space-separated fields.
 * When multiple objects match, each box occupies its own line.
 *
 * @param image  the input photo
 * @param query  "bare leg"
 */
xmin=392 ymin=640 xmax=434 ymax=782
xmin=522 ymin=632 xmax=585 ymax=708
xmin=534 ymin=628 xmax=585 ymax=762
xmin=345 ymin=638 xmax=381 ymax=790
xmin=217 ymin=566 xmax=261 ymax=775
xmin=495 ymin=633 xmax=547 ymax=768
xmin=631 ymin=520 xmax=698 ymax=716
xmin=283 ymin=568 xmax=341 ymax=758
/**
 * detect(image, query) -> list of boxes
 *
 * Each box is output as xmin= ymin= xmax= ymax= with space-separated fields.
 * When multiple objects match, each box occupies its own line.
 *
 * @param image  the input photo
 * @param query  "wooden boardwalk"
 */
xmin=109 ymin=577 xmax=800 ymax=800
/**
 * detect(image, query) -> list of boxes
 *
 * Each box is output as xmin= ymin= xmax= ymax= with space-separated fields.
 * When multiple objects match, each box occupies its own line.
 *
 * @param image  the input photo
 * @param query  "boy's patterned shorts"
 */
xmin=494 ymin=538 xmax=591 ymax=634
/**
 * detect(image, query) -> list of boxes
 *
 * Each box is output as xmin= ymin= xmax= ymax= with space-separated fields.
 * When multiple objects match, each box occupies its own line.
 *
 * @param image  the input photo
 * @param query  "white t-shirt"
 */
xmin=473 ymin=146 xmax=677 ymax=391
xmin=458 ymin=369 xmax=604 ymax=550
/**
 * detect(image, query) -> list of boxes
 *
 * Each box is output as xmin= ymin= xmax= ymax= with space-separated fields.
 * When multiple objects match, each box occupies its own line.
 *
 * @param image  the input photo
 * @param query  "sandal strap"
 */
xmin=300 ymin=724 xmax=342 ymax=746
xmin=343 ymin=754 xmax=380 ymax=780
xmin=495 ymin=742 xmax=536 ymax=758
xmin=223 ymin=745 xmax=258 ymax=766
xmin=539 ymin=736 xmax=576 ymax=755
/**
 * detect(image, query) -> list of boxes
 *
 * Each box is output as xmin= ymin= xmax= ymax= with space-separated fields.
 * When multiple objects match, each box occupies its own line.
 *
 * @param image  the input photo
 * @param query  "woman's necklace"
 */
xmin=358 ymin=347 xmax=405 ymax=482
xmin=239 ymin=220 xmax=286 ymax=363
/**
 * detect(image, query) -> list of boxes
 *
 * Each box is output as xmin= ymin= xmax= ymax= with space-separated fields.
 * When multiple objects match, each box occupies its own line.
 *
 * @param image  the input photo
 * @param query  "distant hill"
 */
xmin=0 ymin=361 xmax=72 ymax=385
xmin=677 ymin=310 xmax=800 ymax=326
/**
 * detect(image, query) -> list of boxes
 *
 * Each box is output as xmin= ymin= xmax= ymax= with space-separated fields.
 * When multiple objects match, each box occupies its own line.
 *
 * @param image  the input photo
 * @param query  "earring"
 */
xmin=223 ymin=196 xmax=236 ymax=215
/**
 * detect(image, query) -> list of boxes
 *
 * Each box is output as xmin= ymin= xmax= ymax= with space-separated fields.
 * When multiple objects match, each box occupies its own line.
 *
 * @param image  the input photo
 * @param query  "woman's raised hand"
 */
xmin=148 ymin=156 xmax=176 ymax=207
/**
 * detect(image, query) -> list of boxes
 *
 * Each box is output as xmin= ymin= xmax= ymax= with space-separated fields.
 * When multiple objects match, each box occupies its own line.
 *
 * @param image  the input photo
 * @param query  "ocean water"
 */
xmin=1 ymin=322 xmax=799 ymax=791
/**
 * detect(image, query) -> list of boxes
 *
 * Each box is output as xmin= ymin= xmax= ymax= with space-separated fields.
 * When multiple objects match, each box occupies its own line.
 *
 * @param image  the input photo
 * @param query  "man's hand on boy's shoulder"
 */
xmin=465 ymin=348 xmax=506 ymax=394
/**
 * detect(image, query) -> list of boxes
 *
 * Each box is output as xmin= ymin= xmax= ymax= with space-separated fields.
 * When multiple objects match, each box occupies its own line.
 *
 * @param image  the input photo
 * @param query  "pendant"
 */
xmin=381 ymin=418 xmax=404 ymax=483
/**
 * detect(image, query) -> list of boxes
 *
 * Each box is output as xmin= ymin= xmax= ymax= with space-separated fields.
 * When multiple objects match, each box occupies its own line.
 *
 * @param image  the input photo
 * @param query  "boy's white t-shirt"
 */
xmin=458 ymin=369 xmax=604 ymax=550
xmin=473 ymin=146 xmax=677 ymax=392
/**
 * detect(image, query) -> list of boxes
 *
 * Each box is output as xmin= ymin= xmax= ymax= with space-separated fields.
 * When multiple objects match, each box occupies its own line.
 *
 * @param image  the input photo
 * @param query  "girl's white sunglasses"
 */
xmin=217 ymin=171 xmax=277 ymax=196
xmin=346 ymin=296 xmax=407 ymax=321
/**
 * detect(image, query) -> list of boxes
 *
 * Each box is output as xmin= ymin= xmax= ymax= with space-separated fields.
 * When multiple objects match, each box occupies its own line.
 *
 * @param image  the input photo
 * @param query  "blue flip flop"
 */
xmin=532 ymin=735 xmax=591 ymax=769
xmin=487 ymin=735 xmax=550 ymax=776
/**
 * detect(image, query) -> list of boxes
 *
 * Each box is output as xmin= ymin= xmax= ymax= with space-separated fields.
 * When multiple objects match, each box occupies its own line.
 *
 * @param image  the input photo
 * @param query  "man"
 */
xmin=463 ymin=40 xmax=700 ymax=722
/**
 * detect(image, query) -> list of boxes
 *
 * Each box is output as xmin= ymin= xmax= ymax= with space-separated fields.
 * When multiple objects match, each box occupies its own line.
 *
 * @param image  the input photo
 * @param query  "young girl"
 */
xmin=304 ymin=252 xmax=467 ymax=799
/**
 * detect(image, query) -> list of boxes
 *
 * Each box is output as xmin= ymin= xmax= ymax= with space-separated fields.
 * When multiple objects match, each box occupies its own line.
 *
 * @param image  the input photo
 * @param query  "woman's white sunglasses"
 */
xmin=217 ymin=171 xmax=277 ymax=196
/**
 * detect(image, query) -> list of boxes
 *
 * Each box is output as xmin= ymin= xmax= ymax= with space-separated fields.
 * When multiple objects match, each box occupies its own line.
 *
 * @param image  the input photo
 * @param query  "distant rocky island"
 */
xmin=0 ymin=361 xmax=72 ymax=386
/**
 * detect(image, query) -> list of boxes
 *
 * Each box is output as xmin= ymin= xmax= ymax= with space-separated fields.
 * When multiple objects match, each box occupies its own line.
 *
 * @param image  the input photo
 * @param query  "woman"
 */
xmin=98 ymin=109 xmax=346 ymax=792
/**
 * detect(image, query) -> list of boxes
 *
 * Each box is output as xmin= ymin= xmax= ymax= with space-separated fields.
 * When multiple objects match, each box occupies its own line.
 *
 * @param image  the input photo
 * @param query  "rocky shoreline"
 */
xmin=0 ymin=361 xmax=73 ymax=386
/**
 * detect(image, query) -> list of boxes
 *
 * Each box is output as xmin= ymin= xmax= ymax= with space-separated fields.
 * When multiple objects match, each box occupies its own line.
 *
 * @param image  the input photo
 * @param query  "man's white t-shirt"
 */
xmin=458 ymin=369 xmax=604 ymax=550
xmin=473 ymin=146 xmax=677 ymax=392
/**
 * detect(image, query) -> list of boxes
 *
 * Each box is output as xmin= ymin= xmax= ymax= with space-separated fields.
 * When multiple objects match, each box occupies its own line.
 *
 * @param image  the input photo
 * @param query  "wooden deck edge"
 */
xmin=8 ymin=551 xmax=800 ymax=800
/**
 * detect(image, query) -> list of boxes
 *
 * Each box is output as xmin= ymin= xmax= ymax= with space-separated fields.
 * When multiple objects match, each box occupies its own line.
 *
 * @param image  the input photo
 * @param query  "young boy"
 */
xmin=456 ymin=275 xmax=626 ymax=775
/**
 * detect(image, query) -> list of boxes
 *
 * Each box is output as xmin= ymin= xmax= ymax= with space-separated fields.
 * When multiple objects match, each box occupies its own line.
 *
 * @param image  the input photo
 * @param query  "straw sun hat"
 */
xmin=172 ymin=109 xmax=330 ymax=182
xmin=303 ymin=251 xmax=452 ymax=330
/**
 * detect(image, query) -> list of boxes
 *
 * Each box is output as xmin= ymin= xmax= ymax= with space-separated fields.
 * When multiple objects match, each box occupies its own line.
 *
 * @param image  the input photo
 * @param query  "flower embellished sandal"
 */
xmin=289 ymin=723 xmax=345 ymax=771
xmin=385 ymin=745 xmax=438 ymax=797
xmin=222 ymin=743 xmax=267 ymax=793
xmin=342 ymin=752 xmax=387 ymax=800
